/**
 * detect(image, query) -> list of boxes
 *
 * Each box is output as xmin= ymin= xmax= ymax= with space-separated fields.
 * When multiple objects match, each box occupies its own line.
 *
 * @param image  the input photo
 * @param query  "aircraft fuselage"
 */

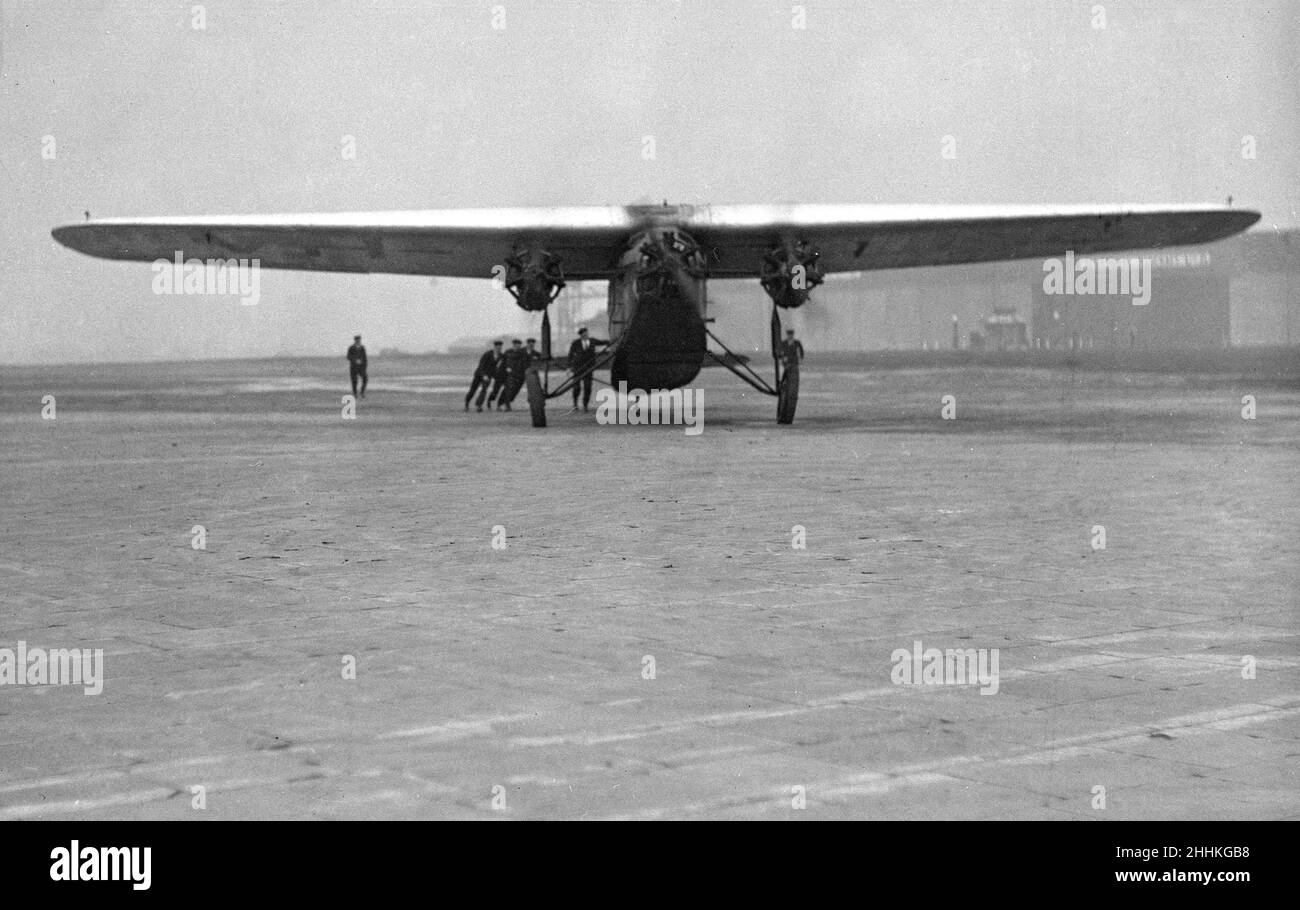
xmin=606 ymin=228 xmax=708 ymax=391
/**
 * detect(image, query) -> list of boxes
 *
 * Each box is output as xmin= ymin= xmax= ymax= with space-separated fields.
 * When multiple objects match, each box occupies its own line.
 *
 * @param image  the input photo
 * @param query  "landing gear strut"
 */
xmin=703 ymin=303 xmax=800 ymax=425
xmin=770 ymin=304 xmax=799 ymax=424
xmin=524 ymin=309 xmax=619 ymax=428
xmin=526 ymin=309 xmax=553 ymax=427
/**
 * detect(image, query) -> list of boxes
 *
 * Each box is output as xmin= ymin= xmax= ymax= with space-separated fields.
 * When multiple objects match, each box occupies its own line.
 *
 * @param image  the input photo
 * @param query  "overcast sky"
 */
xmin=3 ymin=0 xmax=1296 ymax=364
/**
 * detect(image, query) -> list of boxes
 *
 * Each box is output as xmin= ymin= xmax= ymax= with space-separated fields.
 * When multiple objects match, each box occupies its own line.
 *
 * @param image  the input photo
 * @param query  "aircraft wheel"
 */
xmin=526 ymin=367 xmax=547 ymax=428
xmin=776 ymin=358 xmax=799 ymax=424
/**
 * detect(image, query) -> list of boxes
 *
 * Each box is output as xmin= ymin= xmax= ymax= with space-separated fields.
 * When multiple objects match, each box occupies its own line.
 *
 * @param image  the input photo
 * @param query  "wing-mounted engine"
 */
xmin=759 ymin=239 xmax=824 ymax=308
xmin=503 ymin=243 xmax=566 ymax=311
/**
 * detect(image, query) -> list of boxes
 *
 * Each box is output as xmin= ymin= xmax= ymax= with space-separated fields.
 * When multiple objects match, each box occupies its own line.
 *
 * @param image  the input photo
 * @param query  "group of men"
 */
xmin=465 ymin=337 xmax=543 ymax=411
xmin=465 ymin=327 xmax=611 ymax=413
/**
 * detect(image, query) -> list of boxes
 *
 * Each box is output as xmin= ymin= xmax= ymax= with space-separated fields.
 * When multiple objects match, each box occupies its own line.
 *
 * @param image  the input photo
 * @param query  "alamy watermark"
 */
xmin=151 ymin=253 xmax=261 ymax=305
xmin=0 ymin=641 xmax=104 ymax=695
xmin=890 ymin=640 xmax=999 ymax=695
xmin=1042 ymin=250 xmax=1151 ymax=306
xmin=50 ymin=841 xmax=150 ymax=890
xmin=594 ymin=382 xmax=704 ymax=436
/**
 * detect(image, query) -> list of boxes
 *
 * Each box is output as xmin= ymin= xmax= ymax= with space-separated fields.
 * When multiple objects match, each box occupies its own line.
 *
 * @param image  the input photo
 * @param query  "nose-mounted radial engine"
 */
xmin=759 ymin=239 xmax=824 ymax=308
xmin=634 ymin=229 xmax=708 ymax=303
xmin=502 ymin=243 xmax=566 ymax=311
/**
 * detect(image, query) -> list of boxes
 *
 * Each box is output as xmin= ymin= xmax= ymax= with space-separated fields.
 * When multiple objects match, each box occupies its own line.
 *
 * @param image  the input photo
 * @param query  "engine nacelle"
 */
xmin=760 ymin=240 xmax=824 ymax=308
xmin=503 ymin=244 xmax=565 ymax=311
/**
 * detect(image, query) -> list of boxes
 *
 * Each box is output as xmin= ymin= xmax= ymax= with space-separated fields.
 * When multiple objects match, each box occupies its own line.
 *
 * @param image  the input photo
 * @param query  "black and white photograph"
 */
xmin=1 ymin=0 xmax=1296 ymax=884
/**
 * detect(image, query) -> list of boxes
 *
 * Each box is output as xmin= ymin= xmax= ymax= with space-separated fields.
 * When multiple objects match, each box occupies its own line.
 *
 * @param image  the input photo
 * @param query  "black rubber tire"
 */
xmin=525 ymin=367 xmax=547 ymax=428
xmin=777 ymin=358 xmax=799 ymax=424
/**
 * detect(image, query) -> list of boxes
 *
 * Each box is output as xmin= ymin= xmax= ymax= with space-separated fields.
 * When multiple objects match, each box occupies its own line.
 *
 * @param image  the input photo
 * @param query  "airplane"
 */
xmin=52 ymin=202 xmax=1259 ymax=426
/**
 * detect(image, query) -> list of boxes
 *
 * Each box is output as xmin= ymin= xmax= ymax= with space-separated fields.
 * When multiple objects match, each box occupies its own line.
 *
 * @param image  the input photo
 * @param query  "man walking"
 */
xmin=567 ymin=327 xmax=609 ymax=412
xmin=347 ymin=335 xmax=368 ymax=398
xmin=466 ymin=340 xmax=504 ymax=412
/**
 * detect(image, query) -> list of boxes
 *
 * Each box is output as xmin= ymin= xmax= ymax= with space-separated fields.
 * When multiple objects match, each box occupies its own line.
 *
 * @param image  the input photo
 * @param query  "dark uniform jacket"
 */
xmin=347 ymin=343 xmax=367 ymax=367
xmin=476 ymin=349 xmax=502 ymax=378
xmin=567 ymin=336 xmax=607 ymax=368
xmin=490 ymin=351 xmax=509 ymax=380
xmin=779 ymin=338 xmax=804 ymax=363
xmin=503 ymin=347 xmax=531 ymax=376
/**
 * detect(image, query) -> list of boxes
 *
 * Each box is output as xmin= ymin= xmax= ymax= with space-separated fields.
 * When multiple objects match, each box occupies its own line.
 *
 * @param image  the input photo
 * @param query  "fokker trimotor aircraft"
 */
xmin=53 ymin=202 xmax=1259 ymax=426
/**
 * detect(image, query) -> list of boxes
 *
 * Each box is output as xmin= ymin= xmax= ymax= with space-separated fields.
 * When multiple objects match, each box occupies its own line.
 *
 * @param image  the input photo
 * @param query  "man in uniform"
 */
xmin=347 ymin=335 xmax=368 ymax=398
xmin=482 ymin=340 xmax=512 ymax=411
xmin=778 ymin=328 xmax=804 ymax=367
xmin=497 ymin=338 xmax=531 ymax=410
xmin=494 ymin=337 xmax=544 ymax=410
xmin=466 ymin=340 xmax=504 ymax=412
xmin=567 ymin=327 xmax=609 ymax=412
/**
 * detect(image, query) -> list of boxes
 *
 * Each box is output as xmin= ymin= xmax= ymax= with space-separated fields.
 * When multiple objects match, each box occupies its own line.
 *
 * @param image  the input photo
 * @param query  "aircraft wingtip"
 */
xmin=1234 ymin=209 xmax=1264 ymax=233
xmin=51 ymin=222 xmax=100 ymax=256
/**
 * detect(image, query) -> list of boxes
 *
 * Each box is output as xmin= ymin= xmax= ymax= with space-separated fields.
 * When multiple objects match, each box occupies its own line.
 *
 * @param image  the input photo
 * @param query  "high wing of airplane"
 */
xmin=53 ymin=202 xmax=1260 ymax=426
xmin=52 ymin=202 xmax=1256 ymax=279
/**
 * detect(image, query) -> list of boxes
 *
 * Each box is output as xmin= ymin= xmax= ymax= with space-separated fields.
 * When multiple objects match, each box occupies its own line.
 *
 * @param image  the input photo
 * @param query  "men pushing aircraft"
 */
xmin=466 ymin=340 xmax=504 ymax=412
xmin=465 ymin=338 xmax=546 ymax=413
xmin=496 ymin=339 xmax=532 ymax=411
xmin=495 ymin=338 xmax=543 ymax=411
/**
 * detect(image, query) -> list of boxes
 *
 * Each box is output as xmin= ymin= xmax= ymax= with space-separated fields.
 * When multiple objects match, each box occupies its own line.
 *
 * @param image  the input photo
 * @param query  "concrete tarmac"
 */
xmin=1 ymin=354 xmax=1297 ymax=819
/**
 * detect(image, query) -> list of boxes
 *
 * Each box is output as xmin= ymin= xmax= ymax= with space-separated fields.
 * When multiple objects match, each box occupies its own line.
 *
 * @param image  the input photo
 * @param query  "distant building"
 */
xmin=711 ymin=261 xmax=1034 ymax=353
xmin=550 ymin=281 xmax=609 ymax=341
xmin=1225 ymin=226 xmax=1300 ymax=347
xmin=978 ymin=306 xmax=1029 ymax=350
xmin=1031 ymin=250 xmax=1230 ymax=350
xmin=1031 ymin=230 xmax=1299 ymax=350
